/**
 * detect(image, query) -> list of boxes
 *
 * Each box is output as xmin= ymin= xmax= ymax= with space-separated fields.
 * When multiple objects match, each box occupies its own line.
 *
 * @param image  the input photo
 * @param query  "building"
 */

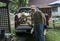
xmin=39 ymin=6 xmax=52 ymax=20
xmin=49 ymin=0 xmax=60 ymax=16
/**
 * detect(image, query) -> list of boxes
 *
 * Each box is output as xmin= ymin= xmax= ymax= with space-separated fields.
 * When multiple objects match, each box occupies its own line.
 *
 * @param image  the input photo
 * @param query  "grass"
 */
xmin=46 ymin=20 xmax=60 ymax=41
xmin=46 ymin=29 xmax=60 ymax=41
xmin=49 ymin=20 xmax=60 ymax=28
xmin=10 ymin=24 xmax=15 ymax=34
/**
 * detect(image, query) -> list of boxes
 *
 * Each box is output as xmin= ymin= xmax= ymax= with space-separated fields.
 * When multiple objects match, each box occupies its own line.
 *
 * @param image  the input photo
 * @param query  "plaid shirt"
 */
xmin=31 ymin=10 xmax=43 ymax=25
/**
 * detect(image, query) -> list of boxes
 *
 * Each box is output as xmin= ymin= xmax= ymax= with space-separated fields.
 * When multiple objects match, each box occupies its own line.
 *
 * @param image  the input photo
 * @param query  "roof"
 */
xmin=40 ymin=5 xmax=52 ymax=8
xmin=49 ymin=0 xmax=60 ymax=5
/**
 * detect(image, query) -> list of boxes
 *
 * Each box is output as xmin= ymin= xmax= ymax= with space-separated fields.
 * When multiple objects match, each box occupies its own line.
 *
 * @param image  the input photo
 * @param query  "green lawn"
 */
xmin=10 ymin=24 xmax=15 ymax=34
xmin=49 ymin=20 xmax=60 ymax=28
xmin=46 ymin=20 xmax=60 ymax=41
xmin=46 ymin=29 xmax=60 ymax=41
xmin=10 ymin=14 xmax=15 ymax=34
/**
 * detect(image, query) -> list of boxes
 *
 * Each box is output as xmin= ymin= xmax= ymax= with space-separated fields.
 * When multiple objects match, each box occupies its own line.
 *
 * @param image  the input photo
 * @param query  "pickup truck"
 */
xmin=15 ymin=7 xmax=47 ymax=35
xmin=15 ymin=7 xmax=33 ymax=34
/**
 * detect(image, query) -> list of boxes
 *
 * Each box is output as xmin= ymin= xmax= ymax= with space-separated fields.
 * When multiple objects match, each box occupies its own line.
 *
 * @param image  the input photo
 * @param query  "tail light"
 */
xmin=15 ymin=15 xmax=19 ymax=28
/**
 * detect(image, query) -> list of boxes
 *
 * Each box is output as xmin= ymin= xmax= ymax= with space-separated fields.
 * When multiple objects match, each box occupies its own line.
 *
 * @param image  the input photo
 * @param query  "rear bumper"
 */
xmin=15 ymin=30 xmax=26 ymax=32
xmin=15 ymin=25 xmax=32 ymax=32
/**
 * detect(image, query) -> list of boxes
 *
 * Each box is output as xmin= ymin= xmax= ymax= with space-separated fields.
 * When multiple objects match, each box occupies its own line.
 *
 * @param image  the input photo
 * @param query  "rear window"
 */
xmin=19 ymin=8 xmax=31 ymax=13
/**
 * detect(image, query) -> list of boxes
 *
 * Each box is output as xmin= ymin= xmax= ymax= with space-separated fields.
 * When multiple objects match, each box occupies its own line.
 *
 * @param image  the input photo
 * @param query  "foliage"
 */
xmin=9 ymin=0 xmax=19 ymax=13
xmin=52 ymin=16 xmax=60 ymax=18
xmin=0 ymin=2 xmax=7 ymax=7
xmin=46 ymin=29 xmax=60 ymax=41
xmin=9 ymin=0 xmax=29 ymax=13
xmin=0 ymin=0 xmax=29 ymax=13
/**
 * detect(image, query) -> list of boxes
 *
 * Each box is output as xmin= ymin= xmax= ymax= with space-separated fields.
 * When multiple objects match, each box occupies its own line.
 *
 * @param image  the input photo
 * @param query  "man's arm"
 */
xmin=39 ymin=11 xmax=46 ymax=25
xmin=42 ymin=13 xmax=46 ymax=25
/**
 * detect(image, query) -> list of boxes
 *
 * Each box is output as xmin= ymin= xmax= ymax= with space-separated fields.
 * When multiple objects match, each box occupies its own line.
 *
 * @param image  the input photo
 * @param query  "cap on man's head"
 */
xmin=30 ymin=5 xmax=36 ymax=9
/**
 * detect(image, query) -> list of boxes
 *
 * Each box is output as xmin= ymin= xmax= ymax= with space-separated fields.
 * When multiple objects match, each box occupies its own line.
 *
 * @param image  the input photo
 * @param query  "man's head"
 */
xmin=30 ymin=5 xmax=36 ymax=9
xmin=30 ymin=5 xmax=36 ymax=12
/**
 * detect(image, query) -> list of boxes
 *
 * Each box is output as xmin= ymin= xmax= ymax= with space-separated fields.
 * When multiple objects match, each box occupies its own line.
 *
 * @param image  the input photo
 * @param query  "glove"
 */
xmin=44 ymin=24 xmax=47 ymax=29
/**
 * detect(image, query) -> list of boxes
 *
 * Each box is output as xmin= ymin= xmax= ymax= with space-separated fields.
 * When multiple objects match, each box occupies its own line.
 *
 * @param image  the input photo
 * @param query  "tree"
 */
xmin=9 ymin=0 xmax=19 ymax=13
xmin=10 ymin=0 xmax=29 ymax=13
xmin=19 ymin=0 xmax=29 ymax=7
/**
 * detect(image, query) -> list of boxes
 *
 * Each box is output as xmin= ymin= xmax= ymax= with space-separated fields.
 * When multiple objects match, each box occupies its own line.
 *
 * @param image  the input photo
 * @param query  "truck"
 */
xmin=15 ymin=7 xmax=47 ymax=35
xmin=15 ymin=7 xmax=32 ymax=34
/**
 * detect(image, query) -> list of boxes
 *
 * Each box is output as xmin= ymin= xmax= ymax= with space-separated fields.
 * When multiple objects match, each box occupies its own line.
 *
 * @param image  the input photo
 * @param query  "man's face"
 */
xmin=31 ymin=9 xmax=35 ymax=11
xmin=31 ymin=8 xmax=35 ymax=12
xmin=30 ymin=5 xmax=36 ymax=12
xmin=30 ymin=5 xmax=36 ymax=11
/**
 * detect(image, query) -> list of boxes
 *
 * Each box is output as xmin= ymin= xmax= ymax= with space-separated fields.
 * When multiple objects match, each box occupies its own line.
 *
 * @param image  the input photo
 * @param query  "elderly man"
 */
xmin=30 ymin=5 xmax=46 ymax=41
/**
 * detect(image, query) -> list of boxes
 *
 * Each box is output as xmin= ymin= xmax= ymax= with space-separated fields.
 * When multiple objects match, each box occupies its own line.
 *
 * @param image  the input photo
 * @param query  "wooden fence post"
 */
xmin=53 ymin=20 xmax=55 ymax=29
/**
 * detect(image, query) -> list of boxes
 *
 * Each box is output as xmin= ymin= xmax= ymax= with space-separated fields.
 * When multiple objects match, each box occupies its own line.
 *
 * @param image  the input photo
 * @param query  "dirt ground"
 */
xmin=16 ymin=32 xmax=35 ymax=41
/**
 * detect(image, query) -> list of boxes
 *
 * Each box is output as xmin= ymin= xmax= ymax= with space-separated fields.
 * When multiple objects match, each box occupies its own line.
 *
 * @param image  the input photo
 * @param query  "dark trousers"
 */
xmin=34 ymin=23 xmax=45 ymax=41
